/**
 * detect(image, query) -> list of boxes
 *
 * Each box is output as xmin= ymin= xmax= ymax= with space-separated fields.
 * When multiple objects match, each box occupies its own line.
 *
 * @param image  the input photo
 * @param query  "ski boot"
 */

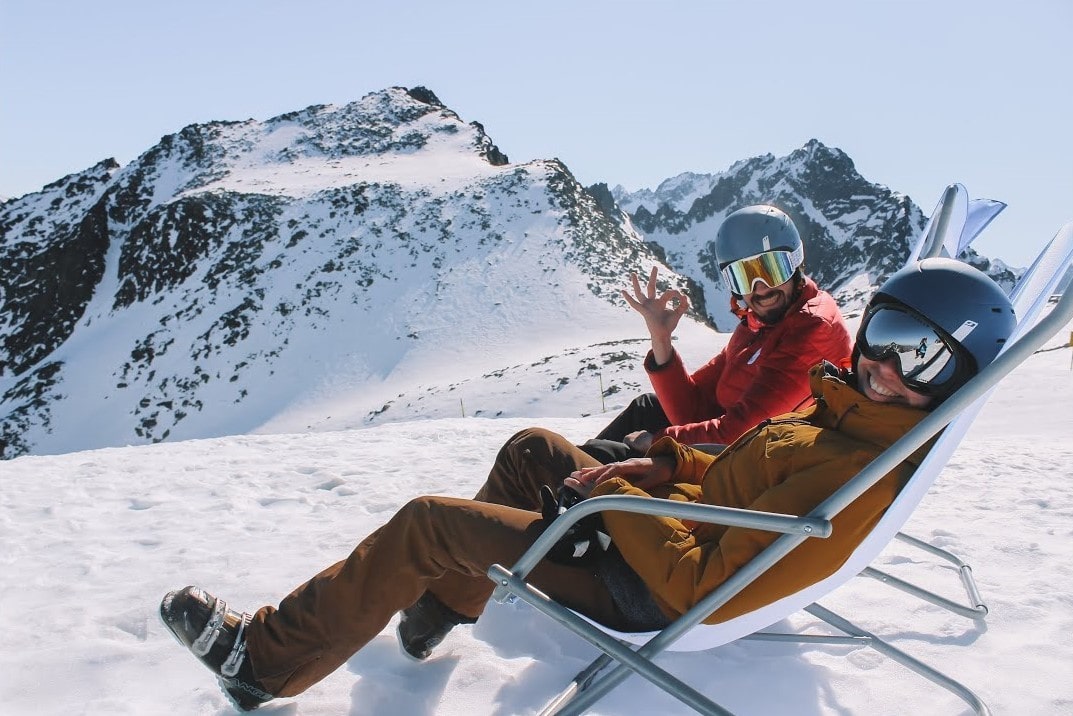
xmin=160 ymin=586 xmax=274 ymax=711
xmin=396 ymin=591 xmax=476 ymax=661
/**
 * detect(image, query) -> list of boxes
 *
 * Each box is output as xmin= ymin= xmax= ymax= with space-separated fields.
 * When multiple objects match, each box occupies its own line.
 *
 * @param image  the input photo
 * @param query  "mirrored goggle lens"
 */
xmin=721 ymin=246 xmax=802 ymax=294
xmin=860 ymin=306 xmax=959 ymax=388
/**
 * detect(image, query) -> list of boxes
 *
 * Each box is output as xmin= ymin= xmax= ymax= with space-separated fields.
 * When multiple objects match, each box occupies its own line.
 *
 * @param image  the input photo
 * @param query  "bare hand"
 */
xmin=623 ymin=430 xmax=654 ymax=453
xmin=622 ymin=266 xmax=689 ymax=365
xmin=564 ymin=456 xmax=675 ymax=497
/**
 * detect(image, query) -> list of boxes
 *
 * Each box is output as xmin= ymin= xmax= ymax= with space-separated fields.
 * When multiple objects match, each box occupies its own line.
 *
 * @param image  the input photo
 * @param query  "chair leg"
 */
xmin=539 ymin=655 xmax=612 ymax=716
xmin=805 ymin=603 xmax=992 ymax=716
xmin=871 ymin=532 xmax=989 ymax=619
xmin=489 ymin=564 xmax=734 ymax=715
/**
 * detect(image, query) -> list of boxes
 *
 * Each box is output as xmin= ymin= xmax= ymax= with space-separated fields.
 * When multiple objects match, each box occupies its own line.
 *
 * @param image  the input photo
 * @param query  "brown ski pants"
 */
xmin=245 ymin=427 xmax=626 ymax=698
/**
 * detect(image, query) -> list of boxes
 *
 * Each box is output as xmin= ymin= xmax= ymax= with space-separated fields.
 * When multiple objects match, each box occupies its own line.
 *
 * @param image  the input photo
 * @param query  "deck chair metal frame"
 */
xmin=487 ymin=220 xmax=1073 ymax=716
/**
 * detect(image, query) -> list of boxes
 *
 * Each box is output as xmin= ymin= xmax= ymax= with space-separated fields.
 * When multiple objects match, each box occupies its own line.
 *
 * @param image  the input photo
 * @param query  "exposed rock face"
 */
xmin=2 ymin=159 xmax=118 ymax=376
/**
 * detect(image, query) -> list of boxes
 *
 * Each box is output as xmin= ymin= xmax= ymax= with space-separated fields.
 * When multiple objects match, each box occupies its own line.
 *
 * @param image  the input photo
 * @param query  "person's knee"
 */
xmin=633 ymin=392 xmax=661 ymax=409
xmin=492 ymin=429 xmax=539 ymax=471
xmin=395 ymin=495 xmax=475 ymax=543
xmin=501 ymin=427 xmax=568 ymax=461
xmin=397 ymin=495 xmax=452 ymax=525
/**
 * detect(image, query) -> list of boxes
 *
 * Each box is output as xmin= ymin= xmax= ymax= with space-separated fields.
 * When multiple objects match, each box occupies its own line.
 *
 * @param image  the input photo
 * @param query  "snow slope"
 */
xmin=1 ymin=320 xmax=1071 ymax=715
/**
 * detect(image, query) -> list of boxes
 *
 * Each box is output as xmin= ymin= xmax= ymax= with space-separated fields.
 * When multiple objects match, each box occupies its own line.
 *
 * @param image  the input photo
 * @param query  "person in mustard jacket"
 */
xmin=582 ymin=205 xmax=852 ymax=463
xmin=159 ymin=258 xmax=1015 ymax=711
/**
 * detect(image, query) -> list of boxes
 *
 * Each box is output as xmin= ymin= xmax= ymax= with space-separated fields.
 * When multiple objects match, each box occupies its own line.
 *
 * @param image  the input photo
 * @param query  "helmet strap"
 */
xmin=793 ymin=267 xmax=805 ymax=289
xmin=729 ymin=295 xmax=749 ymax=322
xmin=789 ymin=268 xmax=805 ymax=302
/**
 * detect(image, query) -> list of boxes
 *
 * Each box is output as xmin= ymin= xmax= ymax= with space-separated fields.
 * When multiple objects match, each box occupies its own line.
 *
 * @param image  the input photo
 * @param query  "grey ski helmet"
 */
xmin=857 ymin=257 xmax=1016 ymax=398
xmin=714 ymin=205 xmax=805 ymax=294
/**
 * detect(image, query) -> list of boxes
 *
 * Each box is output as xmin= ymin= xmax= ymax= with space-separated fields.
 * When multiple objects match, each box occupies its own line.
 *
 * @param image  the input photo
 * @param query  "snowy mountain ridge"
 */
xmin=611 ymin=140 xmax=1018 ymax=326
xmin=0 ymin=86 xmax=1018 ymax=459
xmin=0 ymin=87 xmax=689 ymax=458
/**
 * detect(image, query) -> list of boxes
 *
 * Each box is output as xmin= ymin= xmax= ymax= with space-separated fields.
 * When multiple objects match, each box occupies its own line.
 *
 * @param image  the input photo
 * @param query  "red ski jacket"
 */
xmin=646 ymin=276 xmax=851 ymax=445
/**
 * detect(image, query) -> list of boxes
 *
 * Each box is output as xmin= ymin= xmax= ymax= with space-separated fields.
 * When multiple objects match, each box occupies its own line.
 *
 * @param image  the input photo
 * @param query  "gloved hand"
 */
xmin=538 ymin=485 xmax=611 ymax=567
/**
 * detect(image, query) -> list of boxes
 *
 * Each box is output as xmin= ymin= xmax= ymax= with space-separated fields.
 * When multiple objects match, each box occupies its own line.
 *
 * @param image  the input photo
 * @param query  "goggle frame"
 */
xmin=857 ymin=302 xmax=975 ymax=397
xmin=721 ymin=245 xmax=804 ymax=295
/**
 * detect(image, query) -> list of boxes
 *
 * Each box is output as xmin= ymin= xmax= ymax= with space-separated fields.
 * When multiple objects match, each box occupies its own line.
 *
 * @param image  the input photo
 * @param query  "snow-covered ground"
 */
xmin=1 ymin=325 xmax=1071 ymax=715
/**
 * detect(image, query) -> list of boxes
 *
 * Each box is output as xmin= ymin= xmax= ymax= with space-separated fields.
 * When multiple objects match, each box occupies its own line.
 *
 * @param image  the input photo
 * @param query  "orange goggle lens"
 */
xmin=720 ymin=246 xmax=803 ymax=295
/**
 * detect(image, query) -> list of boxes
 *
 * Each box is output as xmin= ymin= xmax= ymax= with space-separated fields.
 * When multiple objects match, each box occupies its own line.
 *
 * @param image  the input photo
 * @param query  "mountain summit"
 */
xmin=0 ymin=88 xmax=1016 ymax=459
xmin=611 ymin=139 xmax=1017 ymax=328
xmin=0 ymin=87 xmax=681 ymax=457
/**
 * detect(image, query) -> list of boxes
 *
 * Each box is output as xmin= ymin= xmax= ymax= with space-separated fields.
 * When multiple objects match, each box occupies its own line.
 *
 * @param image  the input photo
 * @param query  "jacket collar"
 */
xmin=807 ymin=363 xmax=933 ymax=465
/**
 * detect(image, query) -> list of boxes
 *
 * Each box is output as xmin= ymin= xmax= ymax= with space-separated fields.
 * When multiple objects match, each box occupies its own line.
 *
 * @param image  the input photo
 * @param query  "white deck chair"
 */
xmin=909 ymin=182 xmax=1007 ymax=264
xmin=487 ymin=221 xmax=1073 ymax=716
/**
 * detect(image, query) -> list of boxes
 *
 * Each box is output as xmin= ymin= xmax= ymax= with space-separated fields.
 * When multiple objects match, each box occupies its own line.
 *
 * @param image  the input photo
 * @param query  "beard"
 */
xmin=754 ymin=302 xmax=792 ymax=325
xmin=749 ymin=278 xmax=802 ymax=325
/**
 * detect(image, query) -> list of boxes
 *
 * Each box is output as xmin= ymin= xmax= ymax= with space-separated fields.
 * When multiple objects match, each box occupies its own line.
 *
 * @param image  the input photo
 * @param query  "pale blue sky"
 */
xmin=1 ymin=0 xmax=1069 ymax=265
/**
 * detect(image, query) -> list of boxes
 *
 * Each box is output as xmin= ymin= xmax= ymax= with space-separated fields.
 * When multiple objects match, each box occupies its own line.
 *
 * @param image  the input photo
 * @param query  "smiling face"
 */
xmin=741 ymin=276 xmax=797 ymax=324
xmin=856 ymin=354 xmax=934 ymax=409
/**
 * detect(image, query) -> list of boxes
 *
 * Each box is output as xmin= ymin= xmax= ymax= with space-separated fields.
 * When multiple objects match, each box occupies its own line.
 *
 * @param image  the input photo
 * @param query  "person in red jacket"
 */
xmin=581 ymin=204 xmax=852 ymax=463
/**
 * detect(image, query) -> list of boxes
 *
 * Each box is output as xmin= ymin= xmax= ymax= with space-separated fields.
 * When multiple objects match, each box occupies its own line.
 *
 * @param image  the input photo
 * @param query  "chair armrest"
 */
xmin=504 ymin=494 xmax=831 ymax=581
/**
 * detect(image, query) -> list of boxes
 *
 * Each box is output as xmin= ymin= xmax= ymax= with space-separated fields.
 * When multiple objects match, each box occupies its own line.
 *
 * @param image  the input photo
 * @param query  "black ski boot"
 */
xmin=160 ymin=586 xmax=274 ymax=711
xmin=396 ymin=591 xmax=476 ymax=661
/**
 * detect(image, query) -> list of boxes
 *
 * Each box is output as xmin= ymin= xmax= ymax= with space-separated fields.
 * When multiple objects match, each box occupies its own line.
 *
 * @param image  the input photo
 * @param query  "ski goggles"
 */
xmin=720 ymin=245 xmax=804 ymax=295
xmin=857 ymin=303 xmax=973 ymax=395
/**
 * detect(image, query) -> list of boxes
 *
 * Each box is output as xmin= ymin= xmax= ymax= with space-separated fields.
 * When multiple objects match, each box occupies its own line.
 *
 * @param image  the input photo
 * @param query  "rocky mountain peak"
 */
xmin=404 ymin=85 xmax=445 ymax=107
xmin=611 ymin=139 xmax=1016 ymax=329
xmin=0 ymin=86 xmax=672 ymax=458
